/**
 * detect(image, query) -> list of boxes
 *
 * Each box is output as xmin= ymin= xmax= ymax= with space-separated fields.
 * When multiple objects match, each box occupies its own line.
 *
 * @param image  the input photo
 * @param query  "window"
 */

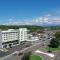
xmin=3 ymin=45 xmax=7 ymax=48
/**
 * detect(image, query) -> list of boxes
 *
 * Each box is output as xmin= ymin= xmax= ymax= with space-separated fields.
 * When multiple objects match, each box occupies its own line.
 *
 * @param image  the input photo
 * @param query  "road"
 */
xmin=0 ymin=41 xmax=31 ymax=58
xmin=2 ymin=43 xmax=54 ymax=60
xmin=54 ymin=52 xmax=60 ymax=60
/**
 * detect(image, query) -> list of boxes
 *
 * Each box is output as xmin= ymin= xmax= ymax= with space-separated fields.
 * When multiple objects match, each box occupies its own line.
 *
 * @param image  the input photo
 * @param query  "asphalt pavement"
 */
xmin=0 ymin=42 xmax=31 ymax=58
xmin=3 ymin=43 xmax=54 ymax=60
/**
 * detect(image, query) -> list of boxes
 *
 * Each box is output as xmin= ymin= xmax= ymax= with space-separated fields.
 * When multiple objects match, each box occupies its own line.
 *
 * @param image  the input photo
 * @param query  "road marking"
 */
xmin=35 ymin=50 xmax=55 ymax=58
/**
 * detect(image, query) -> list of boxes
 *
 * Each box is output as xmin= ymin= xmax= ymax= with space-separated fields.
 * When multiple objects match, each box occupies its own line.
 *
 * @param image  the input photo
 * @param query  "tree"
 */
xmin=49 ymin=31 xmax=60 ymax=48
xmin=55 ymin=32 xmax=60 ymax=46
xmin=55 ymin=32 xmax=60 ymax=38
xmin=56 ymin=37 xmax=60 ymax=46
xmin=49 ymin=38 xmax=59 ymax=48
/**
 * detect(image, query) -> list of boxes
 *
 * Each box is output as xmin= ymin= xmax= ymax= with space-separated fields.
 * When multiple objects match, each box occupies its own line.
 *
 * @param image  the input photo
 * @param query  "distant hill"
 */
xmin=0 ymin=25 xmax=44 ymax=32
xmin=45 ymin=26 xmax=60 ymax=30
xmin=0 ymin=25 xmax=60 ymax=32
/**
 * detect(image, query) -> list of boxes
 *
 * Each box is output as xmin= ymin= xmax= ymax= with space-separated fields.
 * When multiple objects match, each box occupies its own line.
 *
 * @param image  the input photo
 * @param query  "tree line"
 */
xmin=0 ymin=25 xmax=44 ymax=32
xmin=49 ymin=31 xmax=60 ymax=48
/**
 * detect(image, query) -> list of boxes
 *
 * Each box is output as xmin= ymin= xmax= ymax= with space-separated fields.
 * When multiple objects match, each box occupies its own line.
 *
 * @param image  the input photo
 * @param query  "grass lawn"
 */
xmin=46 ymin=46 xmax=60 ymax=52
xmin=29 ymin=55 xmax=43 ymax=60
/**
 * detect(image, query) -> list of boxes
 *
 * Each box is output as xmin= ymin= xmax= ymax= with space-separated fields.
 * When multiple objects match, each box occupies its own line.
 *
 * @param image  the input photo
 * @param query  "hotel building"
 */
xmin=0 ymin=28 xmax=28 ymax=48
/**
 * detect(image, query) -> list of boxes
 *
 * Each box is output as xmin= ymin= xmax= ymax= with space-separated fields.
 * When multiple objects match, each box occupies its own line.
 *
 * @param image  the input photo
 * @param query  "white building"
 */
xmin=19 ymin=28 xmax=28 ymax=43
xmin=0 ymin=28 xmax=28 ymax=48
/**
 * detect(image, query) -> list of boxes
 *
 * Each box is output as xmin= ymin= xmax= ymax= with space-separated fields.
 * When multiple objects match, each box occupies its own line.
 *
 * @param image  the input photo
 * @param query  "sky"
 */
xmin=0 ymin=0 xmax=60 ymax=26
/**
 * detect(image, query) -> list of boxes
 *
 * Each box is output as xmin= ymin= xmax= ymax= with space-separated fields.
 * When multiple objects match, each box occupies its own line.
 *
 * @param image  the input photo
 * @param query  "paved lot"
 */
xmin=3 ymin=43 xmax=54 ymax=60
xmin=0 ymin=39 xmax=59 ymax=60
xmin=0 ymin=42 xmax=31 ymax=58
xmin=0 ymin=39 xmax=47 ymax=58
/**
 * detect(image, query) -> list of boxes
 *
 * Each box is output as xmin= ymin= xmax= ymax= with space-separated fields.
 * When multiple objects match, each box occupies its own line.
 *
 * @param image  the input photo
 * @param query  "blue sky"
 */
xmin=0 ymin=0 xmax=60 ymax=25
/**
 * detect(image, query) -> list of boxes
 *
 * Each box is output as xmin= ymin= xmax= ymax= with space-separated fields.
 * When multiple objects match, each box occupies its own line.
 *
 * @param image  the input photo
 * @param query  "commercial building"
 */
xmin=0 ymin=28 xmax=28 ymax=48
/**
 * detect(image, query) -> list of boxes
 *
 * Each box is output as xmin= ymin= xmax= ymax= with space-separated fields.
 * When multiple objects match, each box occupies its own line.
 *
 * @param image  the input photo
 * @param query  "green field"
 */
xmin=46 ymin=46 xmax=60 ymax=52
xmin=29 ymin=55 xmax=43 ymax=60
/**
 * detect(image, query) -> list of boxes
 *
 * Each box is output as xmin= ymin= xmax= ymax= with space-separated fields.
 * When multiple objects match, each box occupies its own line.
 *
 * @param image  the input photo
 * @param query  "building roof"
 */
xmin=2 ymin=29 xmax=17 ymax=33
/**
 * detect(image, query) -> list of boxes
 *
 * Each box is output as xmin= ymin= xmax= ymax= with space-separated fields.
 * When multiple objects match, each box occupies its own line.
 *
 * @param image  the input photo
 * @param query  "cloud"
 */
xmin=5 ymin=13 xmax=60 ymax=26
xmin=32 ymin=14 xmax=60 ymax=26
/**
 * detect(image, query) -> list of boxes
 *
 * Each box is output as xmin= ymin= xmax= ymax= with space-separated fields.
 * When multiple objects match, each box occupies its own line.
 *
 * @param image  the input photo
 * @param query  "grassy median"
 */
xmin=29 ymin=55 xmax=43 ymax=60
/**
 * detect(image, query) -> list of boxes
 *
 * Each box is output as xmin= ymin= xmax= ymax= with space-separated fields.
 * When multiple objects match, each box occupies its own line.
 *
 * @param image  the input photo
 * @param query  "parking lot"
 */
xmin=0 ymin=41 xmax=32 ymax=58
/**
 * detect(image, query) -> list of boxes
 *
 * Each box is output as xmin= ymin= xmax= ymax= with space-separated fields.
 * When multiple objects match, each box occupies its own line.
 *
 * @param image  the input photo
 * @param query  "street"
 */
xmin=2 ymin=43 xmax=54 ymax=60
